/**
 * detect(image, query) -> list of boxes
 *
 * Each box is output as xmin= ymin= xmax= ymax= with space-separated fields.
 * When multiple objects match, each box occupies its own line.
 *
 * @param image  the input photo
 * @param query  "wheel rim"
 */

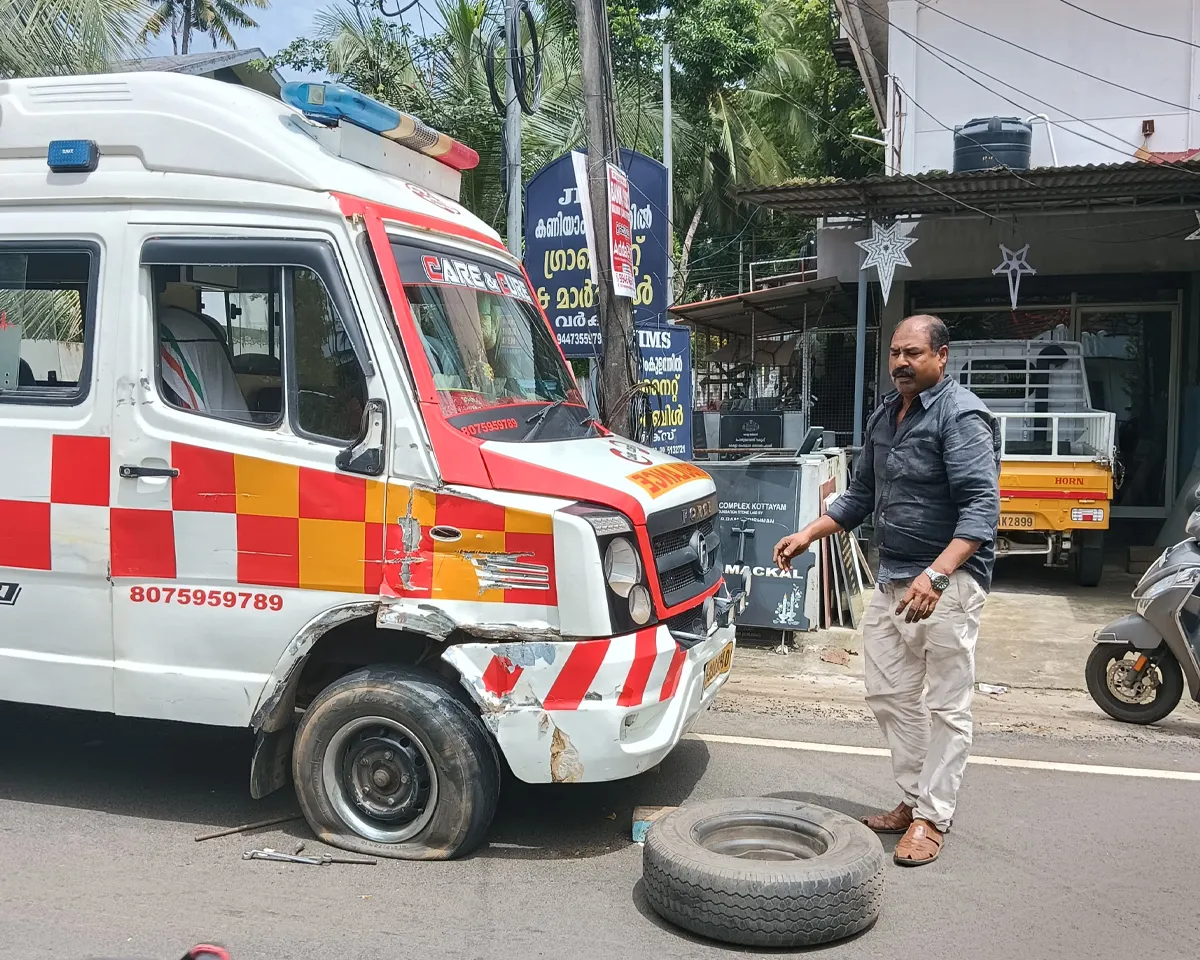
xmin=322 ymin=715 xmax=439 ymax=843
xmin=692 ymin=813 xmax=835 ymax=861
xmin=1105 ymin=656 xmax=1161 ymax=706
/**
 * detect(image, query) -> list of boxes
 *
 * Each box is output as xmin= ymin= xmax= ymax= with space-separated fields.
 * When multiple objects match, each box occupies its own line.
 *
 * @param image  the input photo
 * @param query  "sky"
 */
xmin=143 ymin=0 xmax=329 ymax=65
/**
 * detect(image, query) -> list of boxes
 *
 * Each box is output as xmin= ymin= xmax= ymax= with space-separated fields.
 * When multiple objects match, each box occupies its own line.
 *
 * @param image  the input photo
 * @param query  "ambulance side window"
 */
xmin=0 ymin=244 xmax=98 ymax=404
xmin=143 ymin=239 xmax=375 ymax=445
xmin=152 ymin=264 xmax=281 ymax=425
xmin=289 ymin=267 xmax=368 ymax=443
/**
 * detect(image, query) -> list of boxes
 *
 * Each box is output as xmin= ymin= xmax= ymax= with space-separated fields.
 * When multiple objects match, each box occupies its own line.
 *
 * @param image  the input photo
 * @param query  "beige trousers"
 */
xmin=862 ymin=570 xmax=987 ymax=832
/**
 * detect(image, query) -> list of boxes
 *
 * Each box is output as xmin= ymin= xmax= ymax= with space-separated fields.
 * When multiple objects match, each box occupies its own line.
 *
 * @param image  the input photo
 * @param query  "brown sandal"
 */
xmin=894 ymin=818 xmax=944 ymax=866
xmin=861 ymin=802 xmax=913 ymax=834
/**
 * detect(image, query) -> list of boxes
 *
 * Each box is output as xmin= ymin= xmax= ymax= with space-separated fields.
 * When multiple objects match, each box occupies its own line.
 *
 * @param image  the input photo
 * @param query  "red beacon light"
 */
xmin=282 ymin=81 xmax=479 ymax=172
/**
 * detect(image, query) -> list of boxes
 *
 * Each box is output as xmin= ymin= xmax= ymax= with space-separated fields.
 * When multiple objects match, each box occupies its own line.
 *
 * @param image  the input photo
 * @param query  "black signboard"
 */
xmin=718 ymin=413 xmax=783 ymax=460
xmin=706 ymin=459 xmax=813 ymax=631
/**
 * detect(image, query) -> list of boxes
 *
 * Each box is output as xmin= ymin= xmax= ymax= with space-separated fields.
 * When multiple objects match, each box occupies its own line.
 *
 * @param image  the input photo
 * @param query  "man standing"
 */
xmin=773 ymin=315 xmax=999 ymax=867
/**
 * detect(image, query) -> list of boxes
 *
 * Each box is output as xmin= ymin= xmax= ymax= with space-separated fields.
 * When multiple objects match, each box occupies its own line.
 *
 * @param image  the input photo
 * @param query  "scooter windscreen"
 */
xmin=1135 ymin=538 xmax=1200 ymax=597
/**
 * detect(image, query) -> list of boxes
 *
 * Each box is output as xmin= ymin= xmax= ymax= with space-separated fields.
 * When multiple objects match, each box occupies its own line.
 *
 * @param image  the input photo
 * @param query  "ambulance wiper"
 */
xmin=522 ymin=397 xmax=566 ymax=441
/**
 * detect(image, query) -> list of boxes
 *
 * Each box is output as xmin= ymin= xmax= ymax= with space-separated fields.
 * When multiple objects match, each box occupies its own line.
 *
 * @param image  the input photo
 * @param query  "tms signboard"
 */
xmin=636 ymin=325 xmax=692 ymax=460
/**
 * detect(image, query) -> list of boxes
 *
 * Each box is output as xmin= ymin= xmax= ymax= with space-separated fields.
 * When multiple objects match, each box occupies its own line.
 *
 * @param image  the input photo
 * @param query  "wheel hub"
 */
xmin=342 ymin=728 xmax=431 ymax=824
xmin=1107 ymin=659 xmax=1159 ymax=705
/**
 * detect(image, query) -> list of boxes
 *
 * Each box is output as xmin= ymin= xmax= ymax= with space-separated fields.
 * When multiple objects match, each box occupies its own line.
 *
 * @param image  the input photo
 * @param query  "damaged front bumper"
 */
xmin=443 ymin=590 xmax=743 ymax=784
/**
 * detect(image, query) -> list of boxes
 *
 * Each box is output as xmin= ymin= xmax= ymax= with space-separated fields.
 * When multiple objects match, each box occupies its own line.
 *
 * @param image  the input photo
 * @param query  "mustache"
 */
xmin=892 ymin=366 xmax=916 ymax=379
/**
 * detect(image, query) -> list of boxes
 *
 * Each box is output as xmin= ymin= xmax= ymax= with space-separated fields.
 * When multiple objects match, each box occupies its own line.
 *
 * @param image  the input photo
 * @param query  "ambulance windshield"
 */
xmin=391 ymin=240 xmax=590 ymax=443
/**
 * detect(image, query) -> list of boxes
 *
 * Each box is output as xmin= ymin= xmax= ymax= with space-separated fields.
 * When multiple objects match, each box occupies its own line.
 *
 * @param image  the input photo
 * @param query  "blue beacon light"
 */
xmin=281 ymin=81 xmax=478 ymax=171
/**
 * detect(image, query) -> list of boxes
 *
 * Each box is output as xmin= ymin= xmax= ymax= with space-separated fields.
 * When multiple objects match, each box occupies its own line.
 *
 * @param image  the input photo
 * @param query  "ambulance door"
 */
xmin=0 ymin=215 xmax=121 ymax=712
xmin=111 ymin=232 xmax=388 ymax=726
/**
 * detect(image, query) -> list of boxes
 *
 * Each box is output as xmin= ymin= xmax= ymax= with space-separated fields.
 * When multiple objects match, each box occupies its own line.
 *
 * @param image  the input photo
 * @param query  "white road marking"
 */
xmin=691 ymin=732 xmax=1200 ymax=782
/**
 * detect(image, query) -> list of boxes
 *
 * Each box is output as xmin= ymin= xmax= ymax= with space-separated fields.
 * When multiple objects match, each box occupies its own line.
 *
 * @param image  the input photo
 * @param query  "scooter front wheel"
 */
xmin=1085 ymin=643 xmax=1184 ymax=725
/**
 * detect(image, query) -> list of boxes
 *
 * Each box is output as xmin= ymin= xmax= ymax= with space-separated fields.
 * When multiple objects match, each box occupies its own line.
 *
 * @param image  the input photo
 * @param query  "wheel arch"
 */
xmin=247 ymin=602 xmax=473 ymax=801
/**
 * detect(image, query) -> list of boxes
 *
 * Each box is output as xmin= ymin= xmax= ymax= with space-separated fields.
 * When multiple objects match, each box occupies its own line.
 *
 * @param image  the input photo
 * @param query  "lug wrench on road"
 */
xmin=243 ymin=847 xmax=377 ymax=865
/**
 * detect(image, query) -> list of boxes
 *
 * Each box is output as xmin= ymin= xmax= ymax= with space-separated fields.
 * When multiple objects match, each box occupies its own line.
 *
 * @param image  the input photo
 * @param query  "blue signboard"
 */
xmin=636 ymin=325 xmax=693 ymax=460
xmin=525 ymin=148 xmax=670 ymax=358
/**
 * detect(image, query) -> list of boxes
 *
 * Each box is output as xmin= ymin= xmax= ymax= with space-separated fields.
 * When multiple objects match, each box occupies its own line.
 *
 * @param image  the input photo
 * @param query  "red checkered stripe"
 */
xmin=0 ymin=435 xmax=556 ymax=604
xmin=472 ymin=626 xmax=687 ymax=711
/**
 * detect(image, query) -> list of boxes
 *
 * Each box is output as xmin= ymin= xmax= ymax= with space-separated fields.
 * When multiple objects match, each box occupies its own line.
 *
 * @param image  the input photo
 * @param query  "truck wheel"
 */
xmin=292 ymin=665 xmax=500 ymax=860
xmin=643 ymin=798 xmax=885 ymax=947
xmin=1085 ymin=643 xmax=1183 ymax=725
xmin=1074 ymin=531 xmax=1104 ymax=587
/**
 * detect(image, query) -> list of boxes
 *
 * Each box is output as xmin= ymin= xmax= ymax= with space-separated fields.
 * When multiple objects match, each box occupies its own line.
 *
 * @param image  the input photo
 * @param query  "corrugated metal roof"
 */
xmin=737 ymin=158 xmax=1200 ymax=219
xmin=119 ymin=48 xmax=268 ymax=76
xmin=669 ymin=277 xmax=856 ymax=337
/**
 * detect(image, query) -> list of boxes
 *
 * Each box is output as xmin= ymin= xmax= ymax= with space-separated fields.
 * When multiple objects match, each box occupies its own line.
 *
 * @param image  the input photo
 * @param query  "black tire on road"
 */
xmin=643 ymin=798 xmax=885 ymax=948
xmin=292 ymin=665 xmax=500 ymax=860
xmin=1085 ymin=642 xmax=1184 ymax=725
xmin=1074 ymin=530 xmax=1105 ymax=587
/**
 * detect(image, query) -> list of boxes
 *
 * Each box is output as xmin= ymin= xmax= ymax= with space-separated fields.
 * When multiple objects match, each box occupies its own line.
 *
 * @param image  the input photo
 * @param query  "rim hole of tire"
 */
xmin=694 ymin=814 xmax=833 ymax=861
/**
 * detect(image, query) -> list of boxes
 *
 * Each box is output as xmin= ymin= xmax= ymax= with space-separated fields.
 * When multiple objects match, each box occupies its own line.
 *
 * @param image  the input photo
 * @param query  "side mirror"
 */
xmin=336 ymin=398 xmax=387 ymax=476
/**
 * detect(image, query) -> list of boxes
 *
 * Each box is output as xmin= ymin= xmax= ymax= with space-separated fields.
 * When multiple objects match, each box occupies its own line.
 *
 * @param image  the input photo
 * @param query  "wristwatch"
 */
xmin=924 ymin=567 xmax=951 ymax=592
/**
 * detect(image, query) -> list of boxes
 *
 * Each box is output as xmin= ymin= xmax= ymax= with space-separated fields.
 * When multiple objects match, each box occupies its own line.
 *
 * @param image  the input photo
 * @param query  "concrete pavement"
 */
xmin=3 ymin=686 xmax=1200 ymax=960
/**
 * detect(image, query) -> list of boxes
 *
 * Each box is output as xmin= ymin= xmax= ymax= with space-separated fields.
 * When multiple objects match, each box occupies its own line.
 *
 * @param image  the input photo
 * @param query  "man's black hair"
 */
xmin=926 ymin=315 xmax=950 ymax=352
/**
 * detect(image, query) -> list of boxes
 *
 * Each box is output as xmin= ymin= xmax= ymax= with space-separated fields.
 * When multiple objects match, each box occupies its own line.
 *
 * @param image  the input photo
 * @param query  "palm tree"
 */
xmin=0 ymin=0 xmax=151 ymax=77
xmin=142 ymin=0 xmax=269 ymax=54
xmin=674 ymin=0 xmax=813 ymax=297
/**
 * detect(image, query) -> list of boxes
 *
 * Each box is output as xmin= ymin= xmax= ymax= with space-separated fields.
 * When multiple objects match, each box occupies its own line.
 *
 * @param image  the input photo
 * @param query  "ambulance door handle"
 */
xmin=119 ymin=464 xmax=180 ymax=480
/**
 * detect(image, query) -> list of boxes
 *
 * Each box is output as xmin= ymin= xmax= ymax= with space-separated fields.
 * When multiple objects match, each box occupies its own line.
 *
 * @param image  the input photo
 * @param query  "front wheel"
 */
xmin=292 ymin=665 xmax=500 ymax=860
xmin=1085 ymin=643 xmax=1183 ymax=725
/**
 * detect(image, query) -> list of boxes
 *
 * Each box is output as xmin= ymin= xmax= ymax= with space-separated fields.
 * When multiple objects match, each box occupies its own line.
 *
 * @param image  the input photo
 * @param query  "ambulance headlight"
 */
xmin=604 ymin=537 xmax=643 ymax=598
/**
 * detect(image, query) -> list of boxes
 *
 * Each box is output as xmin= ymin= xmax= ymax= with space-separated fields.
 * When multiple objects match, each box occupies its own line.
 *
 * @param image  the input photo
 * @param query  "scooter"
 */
xmin=1087 ymin=508 xmax=1200 ymax=724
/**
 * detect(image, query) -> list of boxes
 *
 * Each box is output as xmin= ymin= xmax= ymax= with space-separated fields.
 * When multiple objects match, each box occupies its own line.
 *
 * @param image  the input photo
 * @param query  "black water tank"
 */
xmin=953 ymin=116 xmax=1033 ymax=172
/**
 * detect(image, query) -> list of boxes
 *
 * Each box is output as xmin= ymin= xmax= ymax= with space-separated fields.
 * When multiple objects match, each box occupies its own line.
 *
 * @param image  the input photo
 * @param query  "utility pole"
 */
xmin=663 ymin=40 xmax=674 ymax=307
xmin=576 ymin=0 xmax=635 ymax=433
xmin=504 ymin=0 xmax=522 ymax=258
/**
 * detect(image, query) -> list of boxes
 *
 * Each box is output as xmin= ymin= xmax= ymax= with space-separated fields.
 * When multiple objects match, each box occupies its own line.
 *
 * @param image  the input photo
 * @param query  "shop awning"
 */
xmin=737 ymin=158 xmax=1200 ymax=219
xmin=669 ymin=277 xmax=856 ymax=338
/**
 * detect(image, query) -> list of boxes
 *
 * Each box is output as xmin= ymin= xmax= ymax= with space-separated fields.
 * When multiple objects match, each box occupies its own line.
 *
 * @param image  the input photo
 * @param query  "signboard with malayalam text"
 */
xmin=636 ymin=325 xmax=692 ymax=460
xmin=525 ymin=149 xmax=670 ymax=358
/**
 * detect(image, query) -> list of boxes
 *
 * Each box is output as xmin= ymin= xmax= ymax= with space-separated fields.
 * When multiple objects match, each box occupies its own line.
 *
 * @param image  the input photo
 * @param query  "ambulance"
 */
xmin=0 ymin=73 xmax=743 ymax=859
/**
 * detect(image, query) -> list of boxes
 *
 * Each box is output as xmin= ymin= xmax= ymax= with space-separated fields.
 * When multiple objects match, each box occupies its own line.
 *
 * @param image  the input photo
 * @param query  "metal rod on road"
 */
xmin=194 ymin=814 xmax=304 ymax=843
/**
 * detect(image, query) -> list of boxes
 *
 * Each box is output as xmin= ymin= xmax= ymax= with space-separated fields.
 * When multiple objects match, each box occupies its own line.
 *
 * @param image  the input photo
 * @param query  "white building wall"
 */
xmin=887 ymin=0 xmax=1200 ymax=173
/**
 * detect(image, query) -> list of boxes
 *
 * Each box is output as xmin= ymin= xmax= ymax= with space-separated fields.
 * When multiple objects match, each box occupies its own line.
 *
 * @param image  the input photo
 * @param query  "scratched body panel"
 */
xmin=443 ymin=623 xmax=736 ymax=783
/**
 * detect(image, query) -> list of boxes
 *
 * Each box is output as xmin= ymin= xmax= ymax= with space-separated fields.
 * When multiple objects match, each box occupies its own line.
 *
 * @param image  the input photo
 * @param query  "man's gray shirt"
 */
xmin=826 ymin=375 xmax=1001 ymax=591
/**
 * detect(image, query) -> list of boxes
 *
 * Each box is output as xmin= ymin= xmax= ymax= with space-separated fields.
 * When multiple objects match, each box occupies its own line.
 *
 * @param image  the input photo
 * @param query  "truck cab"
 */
xmin=0 ymin=72 xmax=741 ymax=859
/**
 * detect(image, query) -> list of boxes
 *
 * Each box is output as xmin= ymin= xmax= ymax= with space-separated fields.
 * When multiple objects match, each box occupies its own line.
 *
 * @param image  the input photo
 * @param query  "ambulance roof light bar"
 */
xmin=281 ymin=81 xmax=479 ymax=172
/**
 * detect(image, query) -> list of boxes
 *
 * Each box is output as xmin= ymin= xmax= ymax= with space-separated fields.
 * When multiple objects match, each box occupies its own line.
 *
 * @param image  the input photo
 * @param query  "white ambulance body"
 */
xmin=0 ymin=72 xmax=740 ymax=858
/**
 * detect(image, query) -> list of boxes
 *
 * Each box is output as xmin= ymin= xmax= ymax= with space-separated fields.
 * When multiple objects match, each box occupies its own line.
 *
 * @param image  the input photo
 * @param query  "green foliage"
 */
xmin=666 ymin=0 xmax=770 ymax=113
xmin=142 ymin=0 xmax=269 ymax=54
xmin=0 ymin=0 xmax=151 ymax=77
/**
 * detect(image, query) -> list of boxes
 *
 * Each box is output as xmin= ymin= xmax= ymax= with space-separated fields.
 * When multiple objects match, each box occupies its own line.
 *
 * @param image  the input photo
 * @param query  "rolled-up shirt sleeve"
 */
xmin=945 ymin=411 xmax=1000 ymax=543
xmin=825 ymin=423 xmax=877 ymax=532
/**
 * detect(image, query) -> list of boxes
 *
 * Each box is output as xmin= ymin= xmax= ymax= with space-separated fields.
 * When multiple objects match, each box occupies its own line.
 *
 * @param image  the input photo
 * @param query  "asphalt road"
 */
xmin=2 ymin=699 xmax=1200 ymax=960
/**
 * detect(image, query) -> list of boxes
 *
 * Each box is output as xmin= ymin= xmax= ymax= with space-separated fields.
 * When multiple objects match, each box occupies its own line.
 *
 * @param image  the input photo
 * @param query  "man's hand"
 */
xmin=895 ymin=572 xmax=943 ymax=623
xmin=773 ymin=531 xmax=812 ymax=570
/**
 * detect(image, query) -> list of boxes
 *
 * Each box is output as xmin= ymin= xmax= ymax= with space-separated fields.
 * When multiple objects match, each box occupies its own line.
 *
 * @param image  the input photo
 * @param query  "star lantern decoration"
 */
xmin=1186 ymin=211 xmax=1200 ymax=241
xmin=854 ymin=220 xmax=918 ymax=305
xmin=992 ymin=243 xmax=1037 ymax=310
